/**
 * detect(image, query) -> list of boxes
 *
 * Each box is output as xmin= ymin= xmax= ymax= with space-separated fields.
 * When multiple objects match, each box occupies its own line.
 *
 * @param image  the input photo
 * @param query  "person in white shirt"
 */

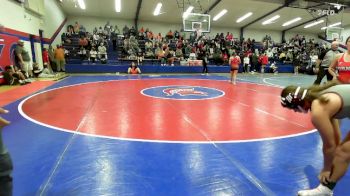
xmin=243 ymin=55 xmax=250 ymax=73
xmin=93 ymin=33 xmax=99 ymax=45
xmin=89 ymin=47 xmax=98 ymax=63
xmin=33 ymin=63 xmax=57 ymax=78
xmin=98 ymin=43 xmax=107 ymax=60
xmin=269 ymin=61 xmax=278 ymax=75
xmin=78 ymin=47 xmax=87 ymax=60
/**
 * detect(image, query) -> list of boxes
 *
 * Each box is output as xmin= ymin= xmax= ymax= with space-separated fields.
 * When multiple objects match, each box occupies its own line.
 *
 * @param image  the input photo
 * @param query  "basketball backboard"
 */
xmin=183 ymin=13 xmax=210 ymax=32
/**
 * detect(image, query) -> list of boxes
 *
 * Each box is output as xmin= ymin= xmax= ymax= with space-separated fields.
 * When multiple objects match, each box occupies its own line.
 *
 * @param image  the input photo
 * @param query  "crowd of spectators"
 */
xmin=61 ymin=21 xmax=118 ymax=64
xmin=119 ymin=26 xmax=328 ymax=74
xmin=58 ymin=21 xmax=332 ymax=75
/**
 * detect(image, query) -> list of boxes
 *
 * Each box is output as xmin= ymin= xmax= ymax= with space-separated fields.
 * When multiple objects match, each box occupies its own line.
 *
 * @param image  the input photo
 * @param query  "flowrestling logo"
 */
xmin=141 ymin=85 xmax=225 ymax=100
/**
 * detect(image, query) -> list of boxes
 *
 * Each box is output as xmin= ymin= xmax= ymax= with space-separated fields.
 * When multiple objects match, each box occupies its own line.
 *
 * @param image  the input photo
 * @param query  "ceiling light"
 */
xmin=321 ymin=22 xmax=341 ymax=30
xmin=328 ymin=3 xmax=344 ymax=10
xmin=304 ymin=20 xmax=324 ymax=28
xmin=236 ymin=12 xmax=253 ymax=23
xmin=282 ymin=17 xmax=302 ymax=26
xmin=213 ymin=9 xmax=227 ymax=21
xmin=115 ymin=0 xmax=121 ymax=12
xmin=183 ymin=6 xmax=194 ymax=19
xmin=262 ymin=15 xmax=280 ymax=25
xmin=153 ymin=3 xmax=162 ymax=16
xmin=329 ymin=22 xmax=342 ymax=28
xmin=77 ymin=0 xmax=85 ymax=10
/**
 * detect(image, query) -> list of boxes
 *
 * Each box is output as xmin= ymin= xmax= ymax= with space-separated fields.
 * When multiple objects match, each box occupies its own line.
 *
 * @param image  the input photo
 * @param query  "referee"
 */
xmin=313 ymin=41 xmax=341 ymax=85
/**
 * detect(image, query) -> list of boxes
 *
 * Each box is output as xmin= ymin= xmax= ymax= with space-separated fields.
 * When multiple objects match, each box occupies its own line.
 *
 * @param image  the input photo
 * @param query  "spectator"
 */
xmin=166 ymin=30 xmax=173 ymax=40
xmin=251 ymin=52 xmax=259 ymax=73
xmin=222 ymin=51 xmax=229 ymax=64
xmin=260 ymin=53 xmax=269 ymax=73
xmin=98 ymin=43 xmax=107 ymax=60
xmin=243 ymin=55 xmax=250 ymax=73
xmin=100 ymin=54 xmax=107 ymax=64
xmin=114 ymin=25 xmax=120 ymax=34
xmin=147 ymin=31 xmax=153 ymax=40
xmin=145 ymin=40 xmax=153 ymax=50
xmin=48 ymin=45 xmax=56 ymax=71
xmin=78 ymin=46 xmax=87 ymax=60
xmin=104 ymin=21 xmax=111 ymax=33
xmin=64 ymin=47 xmax=70 ymax=61
xmin=129 ymin=26 xmax=136 ymax=36
xmin=15 ymin=40 xmax=33 ymax=78
xmin=3 ymin=65 xmax=30 ymax=85
xmin=89 ymin=47 xmax=98 ymax=63
xmin=175 ymin=48 xmax=183 ymax=60
xmin=139 ymin=26 xmax=145 ymax=34
xmin=269 ymin=61 xmax=278 ymax=75
xmin=73 ymin=21 xmax=80 ymax=34
xmin=67 ymin=24 xmax=74 ymax=34
xmin=174 ymin=30 xmax=180 ymax=40
xmin=54 ymin=46 xmax=65 ymax=72
xmin=279 ymin=51 xmax=286 ymax=62
xmin=78 ymin=36 xmax=88 ymax=47
xmin=33 ymin=63 xmax=56 ymax=78
xmin=197 ymin=49 xmax=208 ymax=74
xmin=97 ymin=26 xmax=103 ymax=35
xmin=42 ymin=48 xmax=53 ymax=74
xmin=144 ymin=49 xmax=154 ymax=59
xmin=111 ymin=30 xmax=118 ymax=51
xmin=166 ymin=49 xmax=175 ymax=66
xmin=155 ymin=33 xmax=162 ymax=41
xmin=127 ymin=62 xmax=141 ymax=74
xmin=137 ymin=49 xmax=143 ymax=65
xmin=293 ymin=52 xmax=301 ymax=75
xmin=189 ymin=51 xmax=196 ymax=60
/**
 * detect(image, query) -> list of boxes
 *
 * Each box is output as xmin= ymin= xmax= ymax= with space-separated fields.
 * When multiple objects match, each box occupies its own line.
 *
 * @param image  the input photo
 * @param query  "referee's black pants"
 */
xmin=313 ymin=66 xmax=333 ymax=85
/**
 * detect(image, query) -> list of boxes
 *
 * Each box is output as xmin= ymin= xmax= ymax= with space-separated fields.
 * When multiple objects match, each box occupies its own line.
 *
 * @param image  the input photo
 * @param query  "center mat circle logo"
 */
xmin=141 ymin=85 xmax=225 ymax=100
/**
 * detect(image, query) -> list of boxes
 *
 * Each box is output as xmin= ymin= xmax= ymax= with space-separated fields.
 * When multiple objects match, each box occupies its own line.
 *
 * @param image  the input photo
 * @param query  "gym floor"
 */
xmin=2 ymin=73 xmax=350 ymax=195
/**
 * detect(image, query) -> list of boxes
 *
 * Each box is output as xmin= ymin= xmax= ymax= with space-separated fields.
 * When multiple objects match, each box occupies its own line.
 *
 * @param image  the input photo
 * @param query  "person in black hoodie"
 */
xmin=197 ymin=49 xmax=208 ymax=74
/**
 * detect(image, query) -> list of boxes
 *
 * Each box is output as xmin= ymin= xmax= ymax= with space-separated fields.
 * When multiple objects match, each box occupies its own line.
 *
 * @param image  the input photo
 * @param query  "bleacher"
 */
xmin=63 ymin=25 xmax=295 ymax=74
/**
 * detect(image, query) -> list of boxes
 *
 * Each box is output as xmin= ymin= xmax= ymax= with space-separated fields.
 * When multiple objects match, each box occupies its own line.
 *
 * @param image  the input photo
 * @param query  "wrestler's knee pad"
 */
xmin=0 ymin=153 xmax=13 ymax=176
xmin=335 ymin=146 xmax=350 ymax=163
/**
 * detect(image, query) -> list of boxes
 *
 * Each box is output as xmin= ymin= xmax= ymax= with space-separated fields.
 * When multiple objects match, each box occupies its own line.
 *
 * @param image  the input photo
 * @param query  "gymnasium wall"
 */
xmin=0 ymin=0 xmax=42 ymax=35
xmin=66 ymin=16 xmax=134 ymax=34
xmin=285 ymin=31 xmax=319 ymax=41
xmin=0 ymin=0 xmax=66 ymax=68
xmin=43 ymin=0 xmax=66 ymax=47
xmin=341 ymin=26 xmax=350 ymax=44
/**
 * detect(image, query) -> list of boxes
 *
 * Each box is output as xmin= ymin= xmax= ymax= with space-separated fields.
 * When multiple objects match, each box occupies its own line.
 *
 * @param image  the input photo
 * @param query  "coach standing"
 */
xmin=15 ymin=40 xmax=33 ymax=78
xmin=313 ymin=41 xmax=340 ymax=85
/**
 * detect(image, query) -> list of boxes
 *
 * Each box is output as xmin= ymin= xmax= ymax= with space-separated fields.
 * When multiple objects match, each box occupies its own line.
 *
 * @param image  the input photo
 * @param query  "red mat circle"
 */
xmin=21 ymin=79 xmax=314 ymax=141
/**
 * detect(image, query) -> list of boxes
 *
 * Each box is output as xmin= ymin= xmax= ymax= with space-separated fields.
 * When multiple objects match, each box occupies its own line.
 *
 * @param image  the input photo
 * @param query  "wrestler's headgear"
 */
xmin=281 ymin=86 xmax=308 ymax=110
